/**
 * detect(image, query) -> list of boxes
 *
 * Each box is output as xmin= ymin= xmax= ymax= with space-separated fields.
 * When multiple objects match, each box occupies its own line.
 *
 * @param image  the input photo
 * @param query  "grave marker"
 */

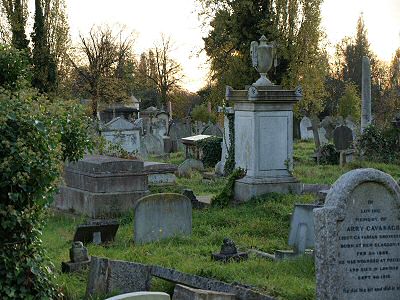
xmin=74 ymin=219 xmax=119 ymax=244
xmin=315 ymin=168 xmax=400 ymax=300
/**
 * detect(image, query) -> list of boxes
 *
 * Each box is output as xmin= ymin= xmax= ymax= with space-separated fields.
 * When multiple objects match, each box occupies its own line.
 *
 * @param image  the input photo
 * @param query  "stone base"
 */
xmin=54 ymin=186 xmax=149 ymax=218
xmin=173 ymin=284 xmax=236 ymax=300
xmin=61 ymin=259 xmax=91 ymax=273
xmin=234 ymin=176 xmax=301 ymax=202
xmin=211 ymin=252 xmax=248 ymax=263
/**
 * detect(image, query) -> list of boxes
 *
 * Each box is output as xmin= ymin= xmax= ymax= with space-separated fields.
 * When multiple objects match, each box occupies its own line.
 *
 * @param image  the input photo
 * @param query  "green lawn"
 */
xmin=42 ymin=140 xmax=400 ymax=299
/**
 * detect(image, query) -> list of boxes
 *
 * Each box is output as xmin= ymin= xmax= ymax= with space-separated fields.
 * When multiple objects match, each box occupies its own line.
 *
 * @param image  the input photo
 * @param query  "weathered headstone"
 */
xmin=61 ymin=241 xmax=91 ymax=273
xmin=134 ymin=193 xmax=192 ymax=244
xmin=315 ymin=168 xmax=400 ymax=300
xmin=73 ymin=219 xmax=119 ymax=244
xmin=288 ymin=204 xmax=321 ymax=254
xmin=361 ymin=56 xmax=372 ymax=133
xmin=300 ymin=116 xmax=314 ymax=140
xmin=144 ymin=161 xmax=177 ymax=185
xmin=333 ymin=125 xmax=354 ymax=151
xmin=86 ymin=257 xmax=152 ymax=298
xmin=177 ymin=159 xmax=204 ymax=178
xmin=101 ymin=117 xmax=141 ymax=153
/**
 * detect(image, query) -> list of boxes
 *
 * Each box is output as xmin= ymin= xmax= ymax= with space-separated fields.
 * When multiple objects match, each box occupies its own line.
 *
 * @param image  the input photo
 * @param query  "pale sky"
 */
xmin=65 ymin=0 xmax=400 ymax=92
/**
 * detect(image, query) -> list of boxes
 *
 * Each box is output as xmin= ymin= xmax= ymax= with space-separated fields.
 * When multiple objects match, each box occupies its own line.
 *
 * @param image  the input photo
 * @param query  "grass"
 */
xmin=44 ymin=193 xmax=315 ymax=300
xmin=43 ymin=140 xmax=400 ymax=299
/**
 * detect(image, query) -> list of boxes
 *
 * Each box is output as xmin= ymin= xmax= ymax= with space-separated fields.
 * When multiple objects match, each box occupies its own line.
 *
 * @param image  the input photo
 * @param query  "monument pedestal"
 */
xmin=226 ymin=85 xmax=301 ymax=202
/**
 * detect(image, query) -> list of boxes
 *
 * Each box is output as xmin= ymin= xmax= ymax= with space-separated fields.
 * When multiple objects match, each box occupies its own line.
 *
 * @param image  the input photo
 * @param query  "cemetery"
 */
xmin=1 ymin=1 xmax=400 ymax=300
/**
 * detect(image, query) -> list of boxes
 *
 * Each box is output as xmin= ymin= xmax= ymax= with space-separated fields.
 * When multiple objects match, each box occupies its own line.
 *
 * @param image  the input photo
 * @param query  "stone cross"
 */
xmin=361 ymin=56 xmax=372 ymax=133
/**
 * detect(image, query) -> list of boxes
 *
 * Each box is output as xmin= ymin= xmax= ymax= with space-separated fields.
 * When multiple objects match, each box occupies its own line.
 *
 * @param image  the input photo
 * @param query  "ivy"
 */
xmin=211 ymin=168 xmax=246 ymax=208
xmin=195 ymin=136 xmax=222 ymax=167
xmin=223 ymin=113 xmax=235 ymax=176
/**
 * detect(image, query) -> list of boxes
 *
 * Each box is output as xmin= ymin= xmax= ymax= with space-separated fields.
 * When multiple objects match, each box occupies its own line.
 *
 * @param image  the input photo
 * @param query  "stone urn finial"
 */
xmin=250 ymin=35 xmax=276 ymax=87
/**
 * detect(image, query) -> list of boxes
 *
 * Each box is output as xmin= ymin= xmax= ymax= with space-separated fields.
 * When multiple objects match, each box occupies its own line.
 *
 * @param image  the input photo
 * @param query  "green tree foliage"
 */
xmin=0 ymin=43 xmax=30 ymax=89
xmin=197 ymin=0 xmax=327 ymax=118
xmin=31 ymin=0 xmax=57 ymax=93
xmin=191 ymin=104 xmax=216 ymax=123
xmin=338 ymin=82 xmax=361 ymax=121
xmin=1 ymin=0 xmax=29 ymax=50
xmin=0 ymin=45 xmax=92 ymax=299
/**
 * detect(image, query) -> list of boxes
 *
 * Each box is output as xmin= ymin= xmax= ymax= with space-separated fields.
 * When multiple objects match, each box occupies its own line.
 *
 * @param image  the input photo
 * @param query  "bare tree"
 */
xmin=143 ymin=34 xmax=184 ymax=108
xmin=70 ymin=25 xmax=135 ymax=118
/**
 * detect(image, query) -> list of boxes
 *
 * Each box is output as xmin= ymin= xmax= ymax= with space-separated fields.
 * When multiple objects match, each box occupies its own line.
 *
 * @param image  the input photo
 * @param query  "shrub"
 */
xmin=195 ymin=136 xmax=222 ymax=167
xmin=0 ymin=90 xmax=92 ymax=299
xmin=357 ymin=125 xmax=399 ymax=162
xmin=319 ymin=143 xmax=340 ymax=165
xmin=0 ymin=44 xmax=31 ymax=90
xmin=191 ymin=104 xmax=217 ymax=124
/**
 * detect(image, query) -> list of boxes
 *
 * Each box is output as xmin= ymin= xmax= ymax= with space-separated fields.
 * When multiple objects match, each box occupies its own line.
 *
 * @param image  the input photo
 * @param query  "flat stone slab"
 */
xmin=61 ymin=259 xmax=91 ymax=273
xmin=173 ymin=284 xmax=236 ymax=300
xmin=144 ymin=162 xmax=177 ymax=173
xmin=134 ymin=193 xmax=192 ymax=244
xmin=74 ymin=219 xmax=119 ymax=244
xmin=105 ymin=292 xmax=170 ymax=300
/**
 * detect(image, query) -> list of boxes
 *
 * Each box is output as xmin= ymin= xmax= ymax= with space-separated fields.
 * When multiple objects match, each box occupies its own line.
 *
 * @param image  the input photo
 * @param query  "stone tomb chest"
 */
xmin=315 ymin=168 xmax=400 ymax=300
xmin=55 ymin=155 xmax=149 ymax=218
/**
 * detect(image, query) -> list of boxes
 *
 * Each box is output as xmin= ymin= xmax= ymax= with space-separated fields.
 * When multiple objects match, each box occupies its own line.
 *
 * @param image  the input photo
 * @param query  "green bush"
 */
xmin=195 ymin=136 xmax=222 ymax=167
xmin=0 ymin=90 xmax=92 ymax=299
xmin=191 ymin=104 xmax=217 ymax=124
xmin=0 ymin=44 xmax=31 ymax=90
xmin=319 ymin=143 xmax=340 ymax=165
xmin=358 ymin=125 xmax=399 ymax=163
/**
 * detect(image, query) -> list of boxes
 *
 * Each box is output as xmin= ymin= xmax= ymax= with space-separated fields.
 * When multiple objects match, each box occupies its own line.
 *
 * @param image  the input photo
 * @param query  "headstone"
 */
xmin=134 ymin=193 xmax=192 ymax=244
xmin=299 ymin=117 xmax=314 ymax=140
xmin=86 ymin=257 xmax=152 ymax=298
xmin=211 ymin=238 xmax=248 ymax=262
xmin=177 ymin=159 xmax=204 ymax=178
xmin=333 ymin=125 xmax=354 ymax=151
xmin=345 ymin=117 xmax=357 ymax=139
xmin=318 ymin=127 xmax=328 ymax=145
xmin=73 ymin=219 xmax=119 ymax=244
xmin=54 ymin=155 xmax=149 ymax=217
xmin=201 ymin=123 xmax=223 ymax=137
xmin=314 ymin=168 xmax=400 ymax=300
xmin=141 ymin=133 xmax=164 ymax=156
xmin=106 ymin=292 xmax=170 ymax=300
xmin=61 ymin=241 xmax=91 ymax=273
xmin=172 ymin=284 xmax=236 ymax=300
xmin=101 ymin=117 xmax=141 ymax=153
xmin=144 ymin=162 xmax=177 ymax=185
xmin=288 ymin=204 xmax=322 ymax=254
xmin=168 ymin=120 xmax=192 ymax=152
xmin=361 ymin=56 xmax=372 ymax=133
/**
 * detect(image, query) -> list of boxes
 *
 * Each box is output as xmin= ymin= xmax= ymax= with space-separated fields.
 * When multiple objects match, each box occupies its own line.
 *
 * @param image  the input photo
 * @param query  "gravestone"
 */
xmin=54 ymin=155 xmax=149 ymax=217
xmin=333 ymin=125 xmax=354 ymax=151
xmin=173 ymin=285 xmax=236 ymax=300
xmin=101 ymin=117 xmax=141 ymax=153
xmin=288 ymin=204 xmax=321 ymax=254
xmin=134 ymin=193 xmax=192 ymax=244
xmin=74 ymin=219 xmax=119 ymax=244
xmin=141 ymin=133 xmax=164 ymax=156
xmin=315 ymin=168 xmax=400 ymax=300
xmin=61 ymin=241 xmax=91 ymax=273
xmin=299 ymin=116 xmax=314 ymax=140
xmin=144 ymin=162 xmax=177 ymax=185
xmin=201 ymin=123 xmax=223 ymax=137
xmin=177 ymin=159 xmax=204 ymax=178
xmin=211 ymin=238 xmax=248 ymax=263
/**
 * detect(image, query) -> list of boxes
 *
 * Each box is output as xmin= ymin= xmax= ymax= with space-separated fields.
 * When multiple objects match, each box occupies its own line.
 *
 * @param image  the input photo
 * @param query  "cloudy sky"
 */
xmin=66 ymin=0 xmax=400 ymax=92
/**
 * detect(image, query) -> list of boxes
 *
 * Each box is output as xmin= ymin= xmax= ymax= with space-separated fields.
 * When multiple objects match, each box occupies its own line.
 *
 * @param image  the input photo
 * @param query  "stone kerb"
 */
xmin=314 ymin=168 xmax=400 ymax=300
xmin=134 ymin=193 xmax=192 ymax=244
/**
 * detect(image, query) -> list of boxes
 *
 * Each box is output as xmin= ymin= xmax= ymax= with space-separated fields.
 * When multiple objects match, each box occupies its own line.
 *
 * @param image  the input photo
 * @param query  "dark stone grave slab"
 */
xmin=74 ymin=219 xmax=119 ymax=244
xmin=333 ymin=125 xmax=353 ymax=151
xmin=212 ymin=238 xmax=248 ymax=263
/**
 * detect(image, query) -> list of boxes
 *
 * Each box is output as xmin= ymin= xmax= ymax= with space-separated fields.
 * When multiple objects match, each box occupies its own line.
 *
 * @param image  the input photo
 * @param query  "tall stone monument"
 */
xmin=315 ymin=168 xmax=400 ymax=300
xmin=361 ymin=56 xmax=372 ymax=133
xmin=226 ymin=36 xmax=301 ymax=202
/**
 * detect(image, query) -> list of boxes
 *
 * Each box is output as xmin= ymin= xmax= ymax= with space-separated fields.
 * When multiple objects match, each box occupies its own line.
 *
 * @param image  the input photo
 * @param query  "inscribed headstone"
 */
xmin=333 ymin=125 xmax=354 ymax=151
xmin=134 ymin=193 xmax=192 ymax=244
xmin=299 ymin=117 xmax=313 ymax=140
xmin=315 ymin=168 xmax=400 ymax=300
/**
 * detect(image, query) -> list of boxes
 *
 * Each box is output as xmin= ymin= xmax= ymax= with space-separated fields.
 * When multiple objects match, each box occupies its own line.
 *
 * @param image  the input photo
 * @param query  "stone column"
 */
xmin=226 ymin=85 xmax=301 ymax=202
xmin=361 ymin=56 xmax=372 ymax=133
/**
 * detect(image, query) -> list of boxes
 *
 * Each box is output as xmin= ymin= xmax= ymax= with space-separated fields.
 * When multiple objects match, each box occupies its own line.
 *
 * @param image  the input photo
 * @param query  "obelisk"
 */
xmin=361 ymin=56 xmax=372 ymax=133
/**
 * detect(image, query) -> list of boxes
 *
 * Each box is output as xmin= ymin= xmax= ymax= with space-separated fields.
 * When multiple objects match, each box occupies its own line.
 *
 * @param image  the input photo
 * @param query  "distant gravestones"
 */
xmin=315 ymin=168 xmax=400 ymax=299
xmin=74 ymin=219 xmax=119 ymax=245
xmin=299 ymin=117 xmax=314 ymax=140
xmin=134 ymin=193 xmax=192 ymax=244
xmin=333 ymin=125 xmax=353 ymax=151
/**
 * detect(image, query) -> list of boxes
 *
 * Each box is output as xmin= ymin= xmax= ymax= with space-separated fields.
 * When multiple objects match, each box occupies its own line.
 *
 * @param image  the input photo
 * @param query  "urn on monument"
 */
xmin=250 ymin=35 xmax=276 ymax=87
